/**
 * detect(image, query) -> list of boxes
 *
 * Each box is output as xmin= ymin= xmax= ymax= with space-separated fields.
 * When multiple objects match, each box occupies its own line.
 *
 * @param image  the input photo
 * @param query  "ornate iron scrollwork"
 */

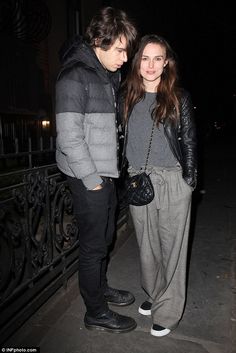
xmin=0 ymin=207 xmax=25 ymax=300
xmin=0 ymin=166 xmax=79 ymax=301
xmin=50 ymin=177 xmax=79 ymax=252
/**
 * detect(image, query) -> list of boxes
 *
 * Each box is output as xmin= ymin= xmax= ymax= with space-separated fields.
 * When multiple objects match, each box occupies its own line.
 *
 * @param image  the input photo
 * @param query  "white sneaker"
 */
xmin=151 ymin=324 xmax=171 ymax=337
xmin=138 ymin=301 xmax=152 ymax=316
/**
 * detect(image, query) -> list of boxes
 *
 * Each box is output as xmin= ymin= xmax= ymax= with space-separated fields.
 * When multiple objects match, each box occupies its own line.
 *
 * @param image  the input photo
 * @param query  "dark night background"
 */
xmin=0 ymin=0 xmax=235 ymax=134
xmin=1 ymin=1 xmax=236 ymax=347
xmin=107 ymin=0 xmax=236 ymax=134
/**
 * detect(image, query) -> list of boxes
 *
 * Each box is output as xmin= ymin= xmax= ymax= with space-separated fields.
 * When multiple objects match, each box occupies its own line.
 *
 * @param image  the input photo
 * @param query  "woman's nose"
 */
xmin=148 ymin=60 xmax=154 ymax=68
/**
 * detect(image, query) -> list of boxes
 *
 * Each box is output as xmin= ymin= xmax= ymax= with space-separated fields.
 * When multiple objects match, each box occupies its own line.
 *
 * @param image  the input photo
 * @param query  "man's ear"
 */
xmin=94 ymin=38 xmax=101 ymax=47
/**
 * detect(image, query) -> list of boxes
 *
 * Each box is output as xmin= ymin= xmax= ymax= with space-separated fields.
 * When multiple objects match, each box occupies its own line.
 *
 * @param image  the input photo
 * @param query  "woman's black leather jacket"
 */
xmin=163 ymin=90 xmax=197 ymax=188
xmin=119 ymin=90 xmax=198 ymax=189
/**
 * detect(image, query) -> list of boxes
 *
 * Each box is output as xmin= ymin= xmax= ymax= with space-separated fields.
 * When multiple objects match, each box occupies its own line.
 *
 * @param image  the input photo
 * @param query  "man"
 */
xmin=55 ymin=7 xmax=137 ymax=333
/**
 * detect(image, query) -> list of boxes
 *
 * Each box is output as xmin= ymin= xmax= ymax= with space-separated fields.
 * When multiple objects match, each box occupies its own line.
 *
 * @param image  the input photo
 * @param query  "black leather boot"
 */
xmin=104 ymin=287 xmax=135 ymax=306
xmin=84 ymin=309 xmax=137 ymax=333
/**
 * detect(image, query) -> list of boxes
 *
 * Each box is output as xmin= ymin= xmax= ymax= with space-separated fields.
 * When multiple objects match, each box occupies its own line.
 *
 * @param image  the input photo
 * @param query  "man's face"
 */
xmin=94 ymin=35 xmax=128 ymax=72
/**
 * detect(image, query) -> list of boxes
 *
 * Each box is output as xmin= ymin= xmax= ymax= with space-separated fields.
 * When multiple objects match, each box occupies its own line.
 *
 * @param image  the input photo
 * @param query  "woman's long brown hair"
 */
xmin=122 ymin=34 xmax=181 ymax=125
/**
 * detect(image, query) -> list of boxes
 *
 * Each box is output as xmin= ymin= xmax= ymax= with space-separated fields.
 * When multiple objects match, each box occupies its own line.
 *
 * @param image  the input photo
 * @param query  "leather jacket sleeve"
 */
xmin=164 ymin=91 xmax=197 ymax=189
xmin=179 ymin=91 xmax=197 ymax=188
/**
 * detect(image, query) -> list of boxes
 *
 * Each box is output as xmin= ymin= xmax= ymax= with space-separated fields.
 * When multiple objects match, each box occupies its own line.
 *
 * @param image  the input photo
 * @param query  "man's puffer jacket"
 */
xmin=55 ymin=36 xmax=120 ymax=190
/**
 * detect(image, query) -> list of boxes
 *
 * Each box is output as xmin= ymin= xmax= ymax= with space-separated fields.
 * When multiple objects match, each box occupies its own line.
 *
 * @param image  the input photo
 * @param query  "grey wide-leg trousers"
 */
xmin=129 ymin=166 xmax=193 ymax=329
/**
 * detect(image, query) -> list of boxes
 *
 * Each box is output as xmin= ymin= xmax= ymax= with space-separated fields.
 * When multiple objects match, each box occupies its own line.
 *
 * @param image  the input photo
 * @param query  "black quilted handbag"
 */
xmin=125 ymin=120 xmax=155 ymax=206
xmin=125 ymin=172 xmax=154 ymax=206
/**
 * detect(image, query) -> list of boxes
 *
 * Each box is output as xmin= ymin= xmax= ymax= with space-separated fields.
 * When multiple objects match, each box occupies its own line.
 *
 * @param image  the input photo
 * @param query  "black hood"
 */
xmin=58 ymin=35 xmax=121 ymax=90
xmin=58 ymin=35 xmax=103 ymax=72
xmin=58 ymin=35 xmax=83 ymax=64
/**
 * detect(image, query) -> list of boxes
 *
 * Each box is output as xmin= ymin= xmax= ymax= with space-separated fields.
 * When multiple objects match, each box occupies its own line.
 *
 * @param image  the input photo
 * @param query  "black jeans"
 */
xmin=67 ymin=176 xmax=117 ymax=316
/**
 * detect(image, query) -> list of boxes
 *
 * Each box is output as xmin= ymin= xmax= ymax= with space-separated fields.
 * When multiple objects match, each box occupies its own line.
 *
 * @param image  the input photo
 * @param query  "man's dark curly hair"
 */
xmin=84 ymin=6 xmax=138 ymax=58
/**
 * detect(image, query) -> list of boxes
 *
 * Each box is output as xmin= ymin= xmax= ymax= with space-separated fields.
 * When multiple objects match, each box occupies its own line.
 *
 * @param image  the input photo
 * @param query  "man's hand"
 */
xmin=92 ymin=183 xmax=103 ymax=190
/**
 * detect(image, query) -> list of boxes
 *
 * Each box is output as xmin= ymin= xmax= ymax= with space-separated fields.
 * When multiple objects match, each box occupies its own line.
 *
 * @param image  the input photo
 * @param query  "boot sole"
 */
xmin=84 ymin=322 xmax=137 ymax=333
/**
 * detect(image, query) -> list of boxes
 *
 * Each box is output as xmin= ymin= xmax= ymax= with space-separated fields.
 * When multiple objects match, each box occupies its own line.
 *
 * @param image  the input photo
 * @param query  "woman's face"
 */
xmin=140 ymin=42 xmax=168 ymax=91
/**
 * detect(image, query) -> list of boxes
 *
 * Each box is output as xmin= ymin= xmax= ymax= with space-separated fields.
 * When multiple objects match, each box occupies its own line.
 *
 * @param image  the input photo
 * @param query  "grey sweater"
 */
xmin=126 ymin=92 xmax=178 ymax=170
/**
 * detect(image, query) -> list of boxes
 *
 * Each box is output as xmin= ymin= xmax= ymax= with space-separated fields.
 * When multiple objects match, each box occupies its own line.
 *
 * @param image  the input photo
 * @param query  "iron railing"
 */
xmin=0 ymin=164 xmax=77 ymax=344
xmin=0 ymin=135 xmax=56 ymax=170
xmin=0 ymin=163 xmax=128 ymax=344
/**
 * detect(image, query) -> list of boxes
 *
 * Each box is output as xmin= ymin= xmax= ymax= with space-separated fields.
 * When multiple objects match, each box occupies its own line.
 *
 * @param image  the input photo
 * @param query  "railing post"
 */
xmin=15 ymin=138 xmax=19 ymax=153
xmin=50 ymin=136 xmax=53 ymax=150
xmin=28 ymin=137 xmax=32 ymax=168
xmin=0 ymin=138 xmax=3 ymax=154
xmin=40 ymin=136 xmax=43 ymax=151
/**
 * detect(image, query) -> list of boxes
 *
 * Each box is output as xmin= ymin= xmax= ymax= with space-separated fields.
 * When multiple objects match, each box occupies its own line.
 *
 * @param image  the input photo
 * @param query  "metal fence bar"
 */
xmin=15 ymin=138 xmax=19 ymax=153
xmin=28 ymin=137 xmax=32 ymax=168
xmin=0 ymin=135 xmax=56 ymax=170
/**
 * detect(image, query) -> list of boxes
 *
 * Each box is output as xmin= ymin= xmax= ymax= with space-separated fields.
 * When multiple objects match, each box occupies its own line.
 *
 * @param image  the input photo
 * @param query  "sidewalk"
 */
xmin=4 ymin=139 xmax=236 ymax=353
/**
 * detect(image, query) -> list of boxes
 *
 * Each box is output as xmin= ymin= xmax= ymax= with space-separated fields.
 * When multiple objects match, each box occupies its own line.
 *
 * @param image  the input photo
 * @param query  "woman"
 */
xmin=121 ymin=34 xmax=197 ymax=337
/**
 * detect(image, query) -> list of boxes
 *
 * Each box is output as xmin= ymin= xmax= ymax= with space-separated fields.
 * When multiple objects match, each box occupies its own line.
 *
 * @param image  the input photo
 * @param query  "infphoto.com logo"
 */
xmin=1 ymin=348 xmax=39 ymax=353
